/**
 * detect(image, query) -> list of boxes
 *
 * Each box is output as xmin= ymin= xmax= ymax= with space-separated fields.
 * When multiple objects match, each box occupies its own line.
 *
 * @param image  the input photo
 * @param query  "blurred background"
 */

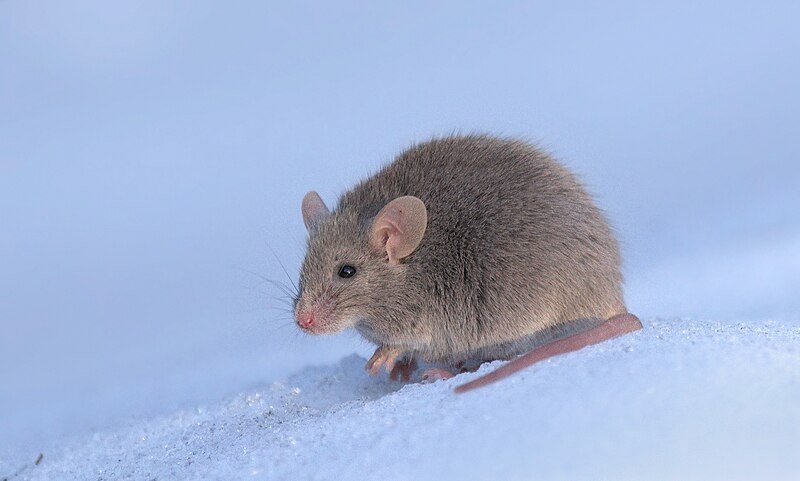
xmin=1 ymin=0 xmax=798 ymax=467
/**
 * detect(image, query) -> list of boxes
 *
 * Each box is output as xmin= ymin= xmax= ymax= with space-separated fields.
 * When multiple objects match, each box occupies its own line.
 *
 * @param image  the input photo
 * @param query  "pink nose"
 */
xmin=296 ymin=311 xmax=315 ymax=329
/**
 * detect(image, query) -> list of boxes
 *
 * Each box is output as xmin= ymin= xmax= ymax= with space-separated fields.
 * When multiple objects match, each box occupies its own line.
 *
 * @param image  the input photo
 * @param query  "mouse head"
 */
xmin=293 ymin=191 xmax=427 ymax=339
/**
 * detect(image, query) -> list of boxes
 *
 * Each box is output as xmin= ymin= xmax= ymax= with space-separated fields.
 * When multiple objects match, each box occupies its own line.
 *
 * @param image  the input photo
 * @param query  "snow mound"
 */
xmin=18 ymin=319 xmax=800 ymax=481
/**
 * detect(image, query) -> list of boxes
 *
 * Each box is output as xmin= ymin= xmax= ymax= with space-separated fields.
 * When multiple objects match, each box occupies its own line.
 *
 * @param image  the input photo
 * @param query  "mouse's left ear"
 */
xmin=370 ymin=196 xmax=427 ymax=265
xmin=302 ymin=191 xmax=330 ymax=232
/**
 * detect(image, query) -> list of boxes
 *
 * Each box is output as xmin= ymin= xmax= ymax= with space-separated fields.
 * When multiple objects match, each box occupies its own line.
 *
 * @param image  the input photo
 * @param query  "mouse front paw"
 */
xmin=365 ymin=345 xmax=405 ymax=376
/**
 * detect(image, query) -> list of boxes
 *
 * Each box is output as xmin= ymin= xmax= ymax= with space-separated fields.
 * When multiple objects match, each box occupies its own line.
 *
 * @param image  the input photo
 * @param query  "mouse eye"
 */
xmin=337 ymin=264 xmax=357 ymax=279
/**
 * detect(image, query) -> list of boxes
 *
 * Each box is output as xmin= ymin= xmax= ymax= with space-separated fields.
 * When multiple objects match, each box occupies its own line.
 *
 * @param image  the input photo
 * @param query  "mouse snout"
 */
xmin=294 ymin=301 xmax=337 ymax=334
xmin=295 ymin=310 xmax=316 ymax=329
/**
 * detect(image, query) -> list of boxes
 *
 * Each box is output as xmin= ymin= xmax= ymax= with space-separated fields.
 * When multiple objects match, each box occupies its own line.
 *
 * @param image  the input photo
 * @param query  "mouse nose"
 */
xmin=296 ymin=310 xmax=315 ymax=329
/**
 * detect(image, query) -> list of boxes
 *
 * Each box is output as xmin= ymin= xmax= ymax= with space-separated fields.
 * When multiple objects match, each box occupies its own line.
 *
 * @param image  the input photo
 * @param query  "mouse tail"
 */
xmin=453 ymin=313 xmax=643 ymax=394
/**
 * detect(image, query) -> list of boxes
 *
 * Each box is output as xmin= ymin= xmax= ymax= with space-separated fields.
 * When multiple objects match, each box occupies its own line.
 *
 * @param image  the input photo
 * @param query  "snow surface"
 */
xmin=12 ymin=318 xmax=799 ymax=481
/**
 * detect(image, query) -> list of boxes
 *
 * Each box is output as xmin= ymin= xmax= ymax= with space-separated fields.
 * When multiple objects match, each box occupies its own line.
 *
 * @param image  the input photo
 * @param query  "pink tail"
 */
xmin=454 ymin=313 xmax=642 ymax=394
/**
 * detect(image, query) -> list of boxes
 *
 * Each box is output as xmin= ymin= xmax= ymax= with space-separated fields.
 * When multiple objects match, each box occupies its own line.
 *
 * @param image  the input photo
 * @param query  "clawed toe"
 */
xmin=390 ymin=358 xmax=418 ymax=381
xmin=421 ymin=368 xmax=455 ymax=383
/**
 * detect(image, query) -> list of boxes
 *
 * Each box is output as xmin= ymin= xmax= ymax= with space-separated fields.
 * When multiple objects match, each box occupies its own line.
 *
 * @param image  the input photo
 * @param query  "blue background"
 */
xmin=2 ymin=0 xmax=798 ymax=463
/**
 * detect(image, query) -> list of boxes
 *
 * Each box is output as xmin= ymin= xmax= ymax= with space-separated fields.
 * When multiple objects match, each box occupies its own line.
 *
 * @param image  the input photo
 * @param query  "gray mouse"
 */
xmin=293 ymin=134 xmax=641 ymax=392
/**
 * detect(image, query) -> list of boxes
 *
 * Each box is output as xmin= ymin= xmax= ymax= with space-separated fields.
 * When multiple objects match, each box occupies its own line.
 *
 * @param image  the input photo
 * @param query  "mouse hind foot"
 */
xmin=421 ymin=368 xmax=455 ymax=383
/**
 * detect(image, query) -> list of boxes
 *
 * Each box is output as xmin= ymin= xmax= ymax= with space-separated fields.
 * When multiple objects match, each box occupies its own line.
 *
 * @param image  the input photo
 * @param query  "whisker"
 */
xmin=263 ymin=320 xmax=298 ymax=335
xmin=238 ymin=267 xmax=297 ymax=298
xmin=269 ymin=296 xmax=294 ymax=307
xmin=265 ymin=243 xmax=300 ymax=297
xmin=270 ymin=282 xmax=297 ymax=299
xmin=267 ymin=307 xmax=294 ymax=315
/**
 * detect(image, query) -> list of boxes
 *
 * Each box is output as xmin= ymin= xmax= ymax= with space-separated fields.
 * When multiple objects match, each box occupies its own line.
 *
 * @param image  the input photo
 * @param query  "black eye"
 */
xmin=338 ymin=264 xmax=357 ymax=279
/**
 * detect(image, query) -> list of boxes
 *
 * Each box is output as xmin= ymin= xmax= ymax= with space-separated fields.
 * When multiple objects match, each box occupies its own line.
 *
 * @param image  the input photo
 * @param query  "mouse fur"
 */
xmin=294 ymin=134 xmax=626 ymax=367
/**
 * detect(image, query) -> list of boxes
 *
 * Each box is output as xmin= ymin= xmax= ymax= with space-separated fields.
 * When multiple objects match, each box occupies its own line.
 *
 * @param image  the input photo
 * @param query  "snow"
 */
xmin=2 ymin=1 xmax=800 ymax=480
xmin=12 ymin=318 xmax=799 ymax=481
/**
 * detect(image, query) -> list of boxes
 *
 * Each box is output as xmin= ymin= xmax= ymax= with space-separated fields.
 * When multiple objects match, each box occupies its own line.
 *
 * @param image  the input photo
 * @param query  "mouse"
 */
xmin=293 ymin=134 xmax=641 ymax=392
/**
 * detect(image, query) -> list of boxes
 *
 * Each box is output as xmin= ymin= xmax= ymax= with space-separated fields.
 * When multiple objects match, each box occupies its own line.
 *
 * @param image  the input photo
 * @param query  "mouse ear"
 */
xmin=370 ymin=196 xmax=427 ymax=265
xmin=302 ymin=191 xmax=330 ymax=231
